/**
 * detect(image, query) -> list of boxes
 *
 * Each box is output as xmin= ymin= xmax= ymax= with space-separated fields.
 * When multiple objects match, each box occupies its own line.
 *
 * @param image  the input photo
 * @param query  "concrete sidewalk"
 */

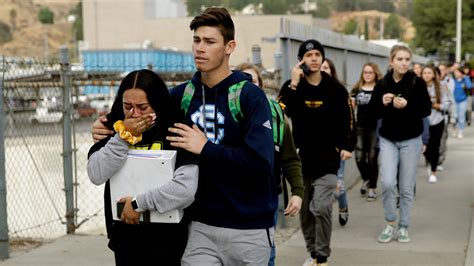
xmin=277 ymin=125 xmax=474 ymax=266
xmin=1 ymin=127 xmax=473 ymax=266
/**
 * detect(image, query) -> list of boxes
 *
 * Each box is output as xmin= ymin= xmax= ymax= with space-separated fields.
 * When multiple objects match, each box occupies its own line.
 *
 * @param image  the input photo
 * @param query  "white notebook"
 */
xmin=110 ymin=149 xmax=183 ymax=223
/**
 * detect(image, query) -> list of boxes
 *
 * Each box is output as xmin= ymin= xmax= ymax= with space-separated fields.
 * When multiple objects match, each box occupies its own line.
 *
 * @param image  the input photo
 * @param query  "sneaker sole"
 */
xmin=378 ymin=237 xmax=392 ymax=243
xmin=367 ymin=197 xmax=376 ymax=201
xmin=398 ymin=238 xmax=411 ymax=243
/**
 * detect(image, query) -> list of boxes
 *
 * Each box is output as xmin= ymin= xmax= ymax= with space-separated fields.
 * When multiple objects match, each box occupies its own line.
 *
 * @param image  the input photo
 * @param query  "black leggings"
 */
xmin=424 ymin=120 xmax=445 ymax=172
xmin=110 ymin=221 xmax=188 ymax=266
xmin=355 ymin=127 xmax=379 ymax=189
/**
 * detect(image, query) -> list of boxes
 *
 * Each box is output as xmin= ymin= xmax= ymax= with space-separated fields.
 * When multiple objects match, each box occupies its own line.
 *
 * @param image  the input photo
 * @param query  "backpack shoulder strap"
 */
xmin=268 ymin=98 xmax=284 ymax=146
xmin=227 ymin=80 xmax=247 ymax=123
xmin=181 ymin=81 xmax=195 ymax=116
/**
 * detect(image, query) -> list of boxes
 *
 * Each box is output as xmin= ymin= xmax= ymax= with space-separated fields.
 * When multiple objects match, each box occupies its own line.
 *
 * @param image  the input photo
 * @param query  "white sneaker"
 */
xmin=302 ymin=257 xmax=317 ymax=266
xmin=429 ymin=174 xmax=437 ymax=183
xmin=457 ymin=133 xmax=464 ymax=139
xmin=378 ymin=224 xmax=395 ymax=243
xmin=452 ymin=129 xmax=458 ymax=137
xmin=437 ymin=165 xmax=444 ymax=171
xmin=397 ymin=227 xmax=411 ymax=243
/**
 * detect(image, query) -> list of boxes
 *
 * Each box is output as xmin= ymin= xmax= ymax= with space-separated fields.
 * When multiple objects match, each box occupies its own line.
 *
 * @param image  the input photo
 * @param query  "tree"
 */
xmin=38 ymin=6 xmax=54 ymax=24
xmin=364 ymin=17 xmax=369 ymax=40
xmin=412 ymin=0 xmax=474 ymax=58
xmin=335 ymin=0 xmax=356 ymax=11
xmin=343 ymin=18 xmax=358 ymax=35
xmin=384 ymin=14 xmax=403 ymax=39
xmin=312 ymin=0 xmax=331 ymax=18
xmin=69 ymin=2 xmax=83 ymax=41
xmin=261 ymin=0 xmax=289 ymax=14
xmin=10 ymin=9 xmax=16 ymax=32
xmin=0 ymin=20 xmax=13 ymax=44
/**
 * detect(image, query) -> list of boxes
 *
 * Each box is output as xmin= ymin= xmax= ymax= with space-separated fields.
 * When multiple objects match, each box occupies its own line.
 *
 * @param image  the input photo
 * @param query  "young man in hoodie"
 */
xmin=165 ymin=7 xmax=277 ymax=265
xmin=278 ymin=39 xmax=354 ymax=266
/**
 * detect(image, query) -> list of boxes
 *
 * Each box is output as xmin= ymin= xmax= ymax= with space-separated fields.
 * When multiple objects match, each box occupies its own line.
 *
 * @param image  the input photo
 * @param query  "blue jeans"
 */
xmin=268 ymin=192 xmax=285 ymax=266
xmin=379 ymin=136 xmax=422 ymax=228
xmin=337 ymin=160 xmax=348 ymax=210
xmin=456 ymin=100 xmax=467 ymax=131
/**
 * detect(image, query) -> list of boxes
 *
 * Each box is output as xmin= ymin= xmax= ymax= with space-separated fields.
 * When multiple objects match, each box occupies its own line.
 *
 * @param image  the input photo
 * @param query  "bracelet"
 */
xmin=113 ymin=120 xmax=142 ymax=145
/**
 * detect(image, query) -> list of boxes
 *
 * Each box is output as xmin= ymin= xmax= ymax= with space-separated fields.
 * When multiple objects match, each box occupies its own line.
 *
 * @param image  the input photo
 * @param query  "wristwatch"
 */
xmin=131 ymin=197 xmax=141 ymax=212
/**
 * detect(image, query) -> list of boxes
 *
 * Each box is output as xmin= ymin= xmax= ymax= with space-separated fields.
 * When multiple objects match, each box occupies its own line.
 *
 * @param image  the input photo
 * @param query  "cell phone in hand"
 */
xmin=117 ymin=202 xmax=124 ymax=219
xmin=300 ymin=63 xmax=310 ymax=76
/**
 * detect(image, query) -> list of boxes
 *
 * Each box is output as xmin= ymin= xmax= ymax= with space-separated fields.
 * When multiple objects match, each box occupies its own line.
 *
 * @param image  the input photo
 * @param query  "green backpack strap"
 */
xmin=181 ymin=80 xmax=250 ymax=125
xmin=268 ymin=98 xmax=284 ymax=146
xmin=181 ymin=81 xmax=195 ymax=116
xmin=227 ymin=80 xmax=247 ymax=123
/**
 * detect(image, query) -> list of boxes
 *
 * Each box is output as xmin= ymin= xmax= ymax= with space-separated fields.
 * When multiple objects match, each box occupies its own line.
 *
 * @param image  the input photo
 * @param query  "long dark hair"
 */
xmin=423 ymin=65 xmax=441 ymax=104
xmin=105 ymin=69 xmax=171 ymax=144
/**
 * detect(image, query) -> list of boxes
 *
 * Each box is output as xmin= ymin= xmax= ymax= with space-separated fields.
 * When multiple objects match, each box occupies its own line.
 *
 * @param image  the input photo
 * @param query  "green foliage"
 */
xmin=261 ymin=0 xmax=289 ymax=14
xmin=312 ymin=3 xmax=331 ymax=18
xmin=384 ymin=13 xmax=403 ymax=39
xmin=0 ymin=20 xmax=13 ymax=44
xmin=334 ymin=0 xmax=394 ymax=12
xmin=344 ymin=18 xmax=358 ymax=35
xmin=412 ymin=0 xmax=474 ymax=58
xmin=335 ymin=0 xmax=356 ymax=11
xmin=69 ymin=2 xmax=83 ymax=41
xmin=186 ymin=0 xmax=307 ymax=16
xmin=38 ymin=6 xmax=54 ymax=24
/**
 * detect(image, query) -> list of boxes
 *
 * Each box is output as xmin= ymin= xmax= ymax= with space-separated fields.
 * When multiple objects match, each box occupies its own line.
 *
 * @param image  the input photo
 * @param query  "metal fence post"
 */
xmin=59 ymin=47 xmax=75 ymax=234
xmin=273 ymin=51 xmax=283 ymax=87
xmin=251 ymin=45 xmax=262 ymax=68
xmin=0 ymin=56 xmax=9 ymax=259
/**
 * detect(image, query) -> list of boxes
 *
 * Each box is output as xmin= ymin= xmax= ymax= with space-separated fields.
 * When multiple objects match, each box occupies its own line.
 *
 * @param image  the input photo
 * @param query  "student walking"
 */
xmin=437 ymin=63 xmax=456 ymax=170
xmin=279 ymin=39 xmax=354 ymax=266
xmin=350 ymin=62 xmax=383 ymax=200
xmin=421 ymin=65 xmax=450 ymax=183
xmin=90 ymin=8 xmax=276 ymax=265
xmin=87 ymin=69 xmax=199 ymax=265
xmin=166 ymin=8 xmax=277 ymax=265
xmin=452 ymin=67 xmax=473 ymax=139
xmin=369 ymin=45 xmax=431 ymax=244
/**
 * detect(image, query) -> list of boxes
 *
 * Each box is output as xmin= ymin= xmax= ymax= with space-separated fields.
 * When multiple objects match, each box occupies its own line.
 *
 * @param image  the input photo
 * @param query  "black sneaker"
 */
xmin=339 ymin=208 xmax=348 ymax=226
xmin=360 ymin=180 xmax=369 ymax=195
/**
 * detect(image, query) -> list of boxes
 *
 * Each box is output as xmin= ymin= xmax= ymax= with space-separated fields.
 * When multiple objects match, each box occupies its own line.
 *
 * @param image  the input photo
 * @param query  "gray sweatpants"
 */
xmin=299 ymin=174 xmax=337 ymax=258
xmin=181 ymin=221 xmax=274 ymax=266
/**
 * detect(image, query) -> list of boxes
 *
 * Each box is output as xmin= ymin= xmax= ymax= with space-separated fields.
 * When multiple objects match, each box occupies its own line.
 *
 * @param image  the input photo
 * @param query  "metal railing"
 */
xmin=276 ymin=18 xmax=430 ymax=88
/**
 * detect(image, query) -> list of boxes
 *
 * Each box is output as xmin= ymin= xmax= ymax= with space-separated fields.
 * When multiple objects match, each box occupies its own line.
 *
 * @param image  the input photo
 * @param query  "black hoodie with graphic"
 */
xmin=279 ymin=71 xmax=354 ymax=179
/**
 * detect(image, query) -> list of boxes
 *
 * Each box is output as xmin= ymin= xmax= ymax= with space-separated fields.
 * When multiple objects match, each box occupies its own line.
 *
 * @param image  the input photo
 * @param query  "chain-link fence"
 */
xmin=0 ymin=48 xmax=197 ymax=258
xmin=1 ymin=55 xmax=69 ymax=242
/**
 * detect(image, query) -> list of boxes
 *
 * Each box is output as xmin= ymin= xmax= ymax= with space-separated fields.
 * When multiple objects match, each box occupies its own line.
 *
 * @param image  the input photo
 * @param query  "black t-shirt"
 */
xmin=352 ymin=88 xmax=377 ymax=129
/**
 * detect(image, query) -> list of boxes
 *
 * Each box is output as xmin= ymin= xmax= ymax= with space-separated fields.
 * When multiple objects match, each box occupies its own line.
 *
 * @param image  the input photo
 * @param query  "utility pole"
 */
xmin=455 ymin=0 xmax=462 ymax=62
xmin=0 ymin=56 xmax=10 ymax=260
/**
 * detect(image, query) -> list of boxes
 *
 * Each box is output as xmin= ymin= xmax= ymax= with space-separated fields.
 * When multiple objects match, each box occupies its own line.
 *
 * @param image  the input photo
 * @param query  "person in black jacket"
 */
xmin=279 ymin=39 xmax=354 ymax=266
xmin=87 ymin=69 xmax=198 ymax=265
xmin=369 ymin=45 xmax=431 ymax=244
